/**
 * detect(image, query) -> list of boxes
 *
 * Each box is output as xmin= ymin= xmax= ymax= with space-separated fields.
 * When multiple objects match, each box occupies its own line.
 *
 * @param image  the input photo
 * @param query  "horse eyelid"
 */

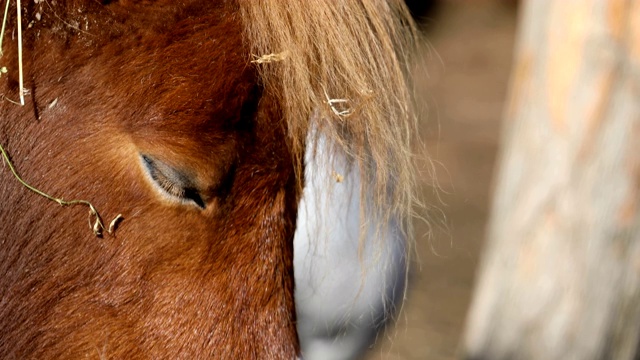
xmin=140 ymin=155 xmax=206 ymax=209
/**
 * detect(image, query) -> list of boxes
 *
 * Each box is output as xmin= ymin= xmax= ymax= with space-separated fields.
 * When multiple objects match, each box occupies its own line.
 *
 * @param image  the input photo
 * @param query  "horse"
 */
xmin=0 ymin=1 xmax=419 ymax=358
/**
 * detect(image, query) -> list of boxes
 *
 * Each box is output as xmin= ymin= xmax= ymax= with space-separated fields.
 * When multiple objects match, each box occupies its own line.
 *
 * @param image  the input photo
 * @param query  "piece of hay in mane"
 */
xmin=251 ymin=50 xmax=289 ymax=64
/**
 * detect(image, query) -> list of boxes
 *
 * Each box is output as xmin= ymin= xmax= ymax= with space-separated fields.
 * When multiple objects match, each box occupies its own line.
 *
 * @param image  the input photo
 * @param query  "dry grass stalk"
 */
xmin=0 ymin=142 xmax=122 ymax=237
xmin=16 ymin=0 xmax=23 ymax=105
xmin=251 ymin=50 xmax=289 ymax=64
xmin=0 ymin=0 xmax=10 ymax=57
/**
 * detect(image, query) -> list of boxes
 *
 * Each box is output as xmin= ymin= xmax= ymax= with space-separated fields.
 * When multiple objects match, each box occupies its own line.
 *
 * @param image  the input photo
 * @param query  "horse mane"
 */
xmin=239 ymin=0 xmax=421 ymax=246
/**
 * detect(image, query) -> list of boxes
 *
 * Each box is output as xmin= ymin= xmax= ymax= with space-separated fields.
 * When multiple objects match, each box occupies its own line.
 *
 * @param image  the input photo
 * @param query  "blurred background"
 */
xmin=367 ymin=1 xmax=519 ymax=359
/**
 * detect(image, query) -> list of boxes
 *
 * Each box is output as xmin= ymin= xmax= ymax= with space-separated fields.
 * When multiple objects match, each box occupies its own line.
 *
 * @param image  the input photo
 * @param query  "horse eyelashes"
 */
xmin=141 ymin=155 xmax=206 ymax=209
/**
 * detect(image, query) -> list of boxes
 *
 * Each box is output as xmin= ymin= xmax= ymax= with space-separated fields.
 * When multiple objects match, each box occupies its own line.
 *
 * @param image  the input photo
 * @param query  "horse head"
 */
xmin=0 ymin=1 xmax=418 ymax=358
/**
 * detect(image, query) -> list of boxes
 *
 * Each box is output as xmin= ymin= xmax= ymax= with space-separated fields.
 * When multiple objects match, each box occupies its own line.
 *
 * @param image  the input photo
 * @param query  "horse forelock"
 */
xmin=238 ymin=0 xmax=422 ymax=249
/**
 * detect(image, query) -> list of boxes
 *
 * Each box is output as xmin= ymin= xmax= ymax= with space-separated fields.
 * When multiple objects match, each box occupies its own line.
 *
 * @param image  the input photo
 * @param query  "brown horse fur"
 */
xmin=0 ymin=0 xmax=419 ymax=359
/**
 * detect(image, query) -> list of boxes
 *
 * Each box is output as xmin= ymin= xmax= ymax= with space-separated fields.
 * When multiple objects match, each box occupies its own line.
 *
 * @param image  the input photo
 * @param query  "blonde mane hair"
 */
xmin=239 ymin=0 xmax=421 ymax=248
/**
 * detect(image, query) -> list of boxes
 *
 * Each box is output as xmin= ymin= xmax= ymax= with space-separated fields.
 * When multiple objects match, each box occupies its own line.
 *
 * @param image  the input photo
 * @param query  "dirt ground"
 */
xmin=367 ymin=2 xmax=518 ymax=359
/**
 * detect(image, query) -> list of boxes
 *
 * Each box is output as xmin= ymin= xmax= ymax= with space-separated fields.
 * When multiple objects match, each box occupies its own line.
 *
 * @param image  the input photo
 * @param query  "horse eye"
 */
xmin=140 ymin=154 xmax=206 ymax=209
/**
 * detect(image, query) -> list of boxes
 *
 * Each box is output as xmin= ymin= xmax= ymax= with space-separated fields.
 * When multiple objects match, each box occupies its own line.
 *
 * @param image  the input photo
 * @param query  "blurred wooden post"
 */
xmin=464 ymin=1 xmax=640 ymax=359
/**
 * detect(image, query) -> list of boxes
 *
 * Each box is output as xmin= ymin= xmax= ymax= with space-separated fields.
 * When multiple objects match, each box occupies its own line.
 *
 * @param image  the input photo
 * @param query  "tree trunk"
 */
xmin=464 ymin=1 xmax=640 ymax=359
